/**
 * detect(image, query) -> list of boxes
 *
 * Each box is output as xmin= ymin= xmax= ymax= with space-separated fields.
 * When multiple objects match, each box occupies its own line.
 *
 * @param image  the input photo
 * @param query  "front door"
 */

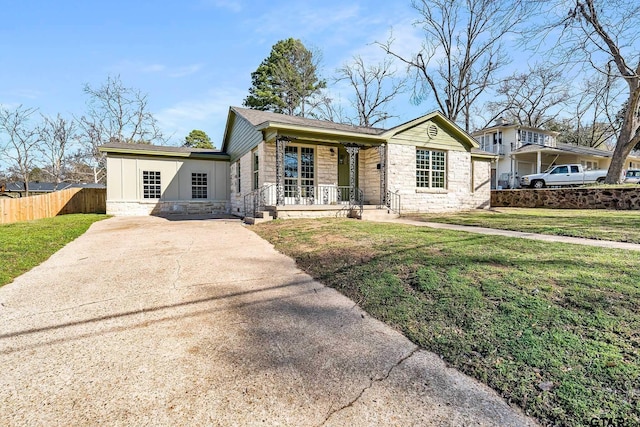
xmin=284 ymin=146 xmax=315 ymax=203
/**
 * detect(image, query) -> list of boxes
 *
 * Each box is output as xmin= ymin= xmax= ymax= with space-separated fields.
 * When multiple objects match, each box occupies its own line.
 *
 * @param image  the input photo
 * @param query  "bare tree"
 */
xmin=307 ymin=91 xmax=352 ymax=124
xmin=541 ymin=0 xmax=640 ymax=183
xmin=0 ymin=105 xmax=41 ymax=196
xmin=485 ymin=64 xmax=571 ymax=128
xmin=566 ymin=70 xmax=622 ymax=148
xmin=335 ymin=56 xmax=406 ymax=127
xmin=39 ymin=114 xmax=77 ymax=184
xmin=77 ymin=75 xmax=165 ymax=183
xmin=378 ymin=0 xmax=531 ymax=131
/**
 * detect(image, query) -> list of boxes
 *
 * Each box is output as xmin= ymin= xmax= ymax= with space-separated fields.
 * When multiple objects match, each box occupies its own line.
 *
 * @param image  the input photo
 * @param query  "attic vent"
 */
xmin=427 ymin=124 xmax=438 ymax=138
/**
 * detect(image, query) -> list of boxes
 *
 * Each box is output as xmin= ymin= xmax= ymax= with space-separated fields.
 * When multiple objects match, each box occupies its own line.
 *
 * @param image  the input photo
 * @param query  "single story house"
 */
xmin=99 ymin=107 xmax=496 ymax=219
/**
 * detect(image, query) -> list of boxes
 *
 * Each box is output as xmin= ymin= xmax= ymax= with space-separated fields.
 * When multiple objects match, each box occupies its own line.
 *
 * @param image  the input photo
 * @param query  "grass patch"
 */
xmin=254 ymin=218 xmax=640 ymax=427
xmin=0 ymin=214 xmax=108 ymax=287
xmin=406 ymin=208 xmax=640 ymax=243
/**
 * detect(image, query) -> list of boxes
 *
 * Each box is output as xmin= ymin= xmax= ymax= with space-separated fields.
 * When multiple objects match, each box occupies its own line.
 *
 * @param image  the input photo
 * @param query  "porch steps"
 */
xmin=243 ymin=210 xmax=274 ymax=225
xmin=359 ymin=206 xmax=400 ymax=221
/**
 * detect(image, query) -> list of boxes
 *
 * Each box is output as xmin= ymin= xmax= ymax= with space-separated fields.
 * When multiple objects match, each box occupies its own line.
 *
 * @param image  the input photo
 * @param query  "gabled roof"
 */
xmin=229 ymin=106 xmax=385 ymax=136
xmin=381 ymin=111 xmax=480 ymax=149
xmin=99 ymin=142 xmax=230 ymax=160
xmin=223 ymin=107 xmax=484 ymax=152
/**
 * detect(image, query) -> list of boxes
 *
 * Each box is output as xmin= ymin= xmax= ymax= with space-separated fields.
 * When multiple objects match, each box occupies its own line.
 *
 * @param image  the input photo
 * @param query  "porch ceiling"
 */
xmin=261 ymin=126 xmax=386 ymax=147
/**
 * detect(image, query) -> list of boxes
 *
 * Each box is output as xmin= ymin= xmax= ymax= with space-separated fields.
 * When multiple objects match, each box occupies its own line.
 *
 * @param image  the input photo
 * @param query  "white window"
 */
xmin=142 ymin=171 xmax=161 ymax=199
xmin=285 ymin=146 xmax=315 ymax=198
xmin=192 ymin=173 xmax=208 ymax=199
xmin=416 ymin=149 xmax=446 ymax=189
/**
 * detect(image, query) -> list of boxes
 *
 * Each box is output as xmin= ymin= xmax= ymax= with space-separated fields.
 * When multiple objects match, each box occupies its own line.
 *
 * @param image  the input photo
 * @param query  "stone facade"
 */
xmin=387 ymin=144 xmax=492 ymax=213
xmin=492 ymin=188 xmax=640 ymax=209
xmin=107 ymin=200 xmax=229 ymax=216
xmin=360 ymin=147 xmax=382 ymax=205
xmin=230 ymin=150 xmax=254 ymax=215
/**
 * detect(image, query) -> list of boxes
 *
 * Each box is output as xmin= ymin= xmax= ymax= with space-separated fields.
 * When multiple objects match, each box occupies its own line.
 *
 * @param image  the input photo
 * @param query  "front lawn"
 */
xmin=254 ymin=219 xmax=640 ymax=427
xmin=0 ymin=214 xmax=107 ymax=287
xmin=406 ymin=208 xmax=640 ymax=243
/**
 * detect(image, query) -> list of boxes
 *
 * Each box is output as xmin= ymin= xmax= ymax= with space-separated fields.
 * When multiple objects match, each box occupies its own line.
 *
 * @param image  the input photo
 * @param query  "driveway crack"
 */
xmin=319 ymin=345 xmax=420 ymax=426
xmin=172 ymin=238 xmax=194 ymax=290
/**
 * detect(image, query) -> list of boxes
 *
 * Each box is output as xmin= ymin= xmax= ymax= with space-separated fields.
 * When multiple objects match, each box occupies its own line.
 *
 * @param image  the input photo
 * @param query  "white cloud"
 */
xmin=249 ymin=4 xmax=361 ymax=37
xmin=168 ymin=64 xmax=202 ymax=78
xmin=140 ymin=64 xmax=166 ymax=73
xmin=156 ymin=88 xmax=246 ymax=144
xmin=198 ymin=0 xmax=243 ymax=12
xmin=9 ymin=89 xmax=43 ymax=100
xmin=110 ymin=61 xmax=202 ymax=78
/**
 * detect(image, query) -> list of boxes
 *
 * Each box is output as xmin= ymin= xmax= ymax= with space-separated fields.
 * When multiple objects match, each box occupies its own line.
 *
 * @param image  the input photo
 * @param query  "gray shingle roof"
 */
xmin=100 ymin=142 xmax=223 ymax=154
xmin=231 ymin=106 xmax=386 ymax=136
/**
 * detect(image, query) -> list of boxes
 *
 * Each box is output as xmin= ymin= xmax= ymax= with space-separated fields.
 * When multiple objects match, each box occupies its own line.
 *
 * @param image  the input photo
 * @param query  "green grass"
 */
xmin=0 ymin=214 xmax=108 ymax=287
xmin=253 ymin=219 xmax=640 ymax=427
xmin=405 ymin=208 xmax=640 ymax=243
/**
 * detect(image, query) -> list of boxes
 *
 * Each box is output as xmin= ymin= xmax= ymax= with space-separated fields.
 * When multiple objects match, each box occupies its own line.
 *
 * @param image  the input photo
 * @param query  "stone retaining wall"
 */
xmin=491 ymin=188 xmax=640 ymax=209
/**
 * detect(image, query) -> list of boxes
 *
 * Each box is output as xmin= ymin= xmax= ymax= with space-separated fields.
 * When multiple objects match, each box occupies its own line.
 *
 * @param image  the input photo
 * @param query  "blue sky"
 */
xmin=1 ymin=0 xmax=430 ymax=148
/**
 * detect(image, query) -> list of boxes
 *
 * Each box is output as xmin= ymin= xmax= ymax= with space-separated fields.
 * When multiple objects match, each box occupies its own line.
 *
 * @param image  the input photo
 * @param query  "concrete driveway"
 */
xmin=0 ymin=216 xmax=537 ymax=426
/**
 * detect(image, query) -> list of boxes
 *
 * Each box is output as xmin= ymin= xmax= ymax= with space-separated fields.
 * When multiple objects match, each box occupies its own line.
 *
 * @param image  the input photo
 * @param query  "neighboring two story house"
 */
xmin=472 ymin=118 xmax=640 ymax=188
xmin=471 ymin=119 xmax=559 ymax=189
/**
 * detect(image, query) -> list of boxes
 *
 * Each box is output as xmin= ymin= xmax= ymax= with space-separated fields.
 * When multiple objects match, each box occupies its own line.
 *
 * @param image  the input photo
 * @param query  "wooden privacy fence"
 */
xmin=0 ymin=188 xmax=106 ymax=224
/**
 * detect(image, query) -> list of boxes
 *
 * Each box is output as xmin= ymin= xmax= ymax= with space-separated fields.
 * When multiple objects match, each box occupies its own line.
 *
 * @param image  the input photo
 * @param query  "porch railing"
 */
xmin=386 ymin=190 xmax=401 ymax=215
xmin=242 ymin=184 xmax=364 ymax=216
xmin=243 ymin=183 xmax=276 ymax=218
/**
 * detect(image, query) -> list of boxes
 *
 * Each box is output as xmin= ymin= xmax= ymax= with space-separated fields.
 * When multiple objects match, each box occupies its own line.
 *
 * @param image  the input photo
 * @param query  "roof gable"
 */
xmin=221 ymin=108 xmax=483 ymax=157
xmin=382 ymin=111 xmax=479 ymax=150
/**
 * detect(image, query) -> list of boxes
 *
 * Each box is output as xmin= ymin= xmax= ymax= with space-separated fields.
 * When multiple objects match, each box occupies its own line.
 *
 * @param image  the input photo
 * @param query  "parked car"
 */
xmin=624 ymin=169 xmax=640 ymax=184
xmin=520 ymin=164 xmax=607 ymax=188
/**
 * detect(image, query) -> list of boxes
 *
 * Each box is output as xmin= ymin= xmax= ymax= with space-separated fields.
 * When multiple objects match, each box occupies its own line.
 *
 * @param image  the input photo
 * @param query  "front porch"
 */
xmin=240 ymin=136 xmax=400 ymax=222
xmin=243 ymin=183 xmax=401 ymax=222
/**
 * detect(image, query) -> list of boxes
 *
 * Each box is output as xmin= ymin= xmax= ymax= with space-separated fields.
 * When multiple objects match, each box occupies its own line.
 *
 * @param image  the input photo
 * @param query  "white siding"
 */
xmin=105 ymin=155 xmax=230 ymax=216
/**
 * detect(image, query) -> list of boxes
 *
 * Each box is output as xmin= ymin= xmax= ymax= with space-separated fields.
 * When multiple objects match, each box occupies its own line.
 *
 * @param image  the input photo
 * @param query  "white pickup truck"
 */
xmin=520 ymin=164 xmax=607 ymax=188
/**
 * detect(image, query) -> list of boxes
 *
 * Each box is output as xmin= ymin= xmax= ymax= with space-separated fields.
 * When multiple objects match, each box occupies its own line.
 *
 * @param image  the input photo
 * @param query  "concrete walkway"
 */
xmin=374 ymin=217 xmax=640 ymax=251
xmin=0 ymin=216 xmax=537 ymax=426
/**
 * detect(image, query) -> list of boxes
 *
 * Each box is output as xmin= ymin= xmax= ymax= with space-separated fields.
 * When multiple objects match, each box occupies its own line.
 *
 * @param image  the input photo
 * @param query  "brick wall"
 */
xmin=491 ymin=188 xmax=640 ymax=209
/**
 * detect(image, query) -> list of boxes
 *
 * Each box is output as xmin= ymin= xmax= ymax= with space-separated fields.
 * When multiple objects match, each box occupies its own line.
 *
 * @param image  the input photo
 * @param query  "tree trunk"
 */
xmin=605 ymin=85 xmax=640 ymax=184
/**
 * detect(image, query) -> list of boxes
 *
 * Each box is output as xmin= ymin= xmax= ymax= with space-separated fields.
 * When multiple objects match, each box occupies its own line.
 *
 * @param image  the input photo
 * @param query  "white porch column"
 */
xmin=536 ymin=151 xmax=542 ymax=173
